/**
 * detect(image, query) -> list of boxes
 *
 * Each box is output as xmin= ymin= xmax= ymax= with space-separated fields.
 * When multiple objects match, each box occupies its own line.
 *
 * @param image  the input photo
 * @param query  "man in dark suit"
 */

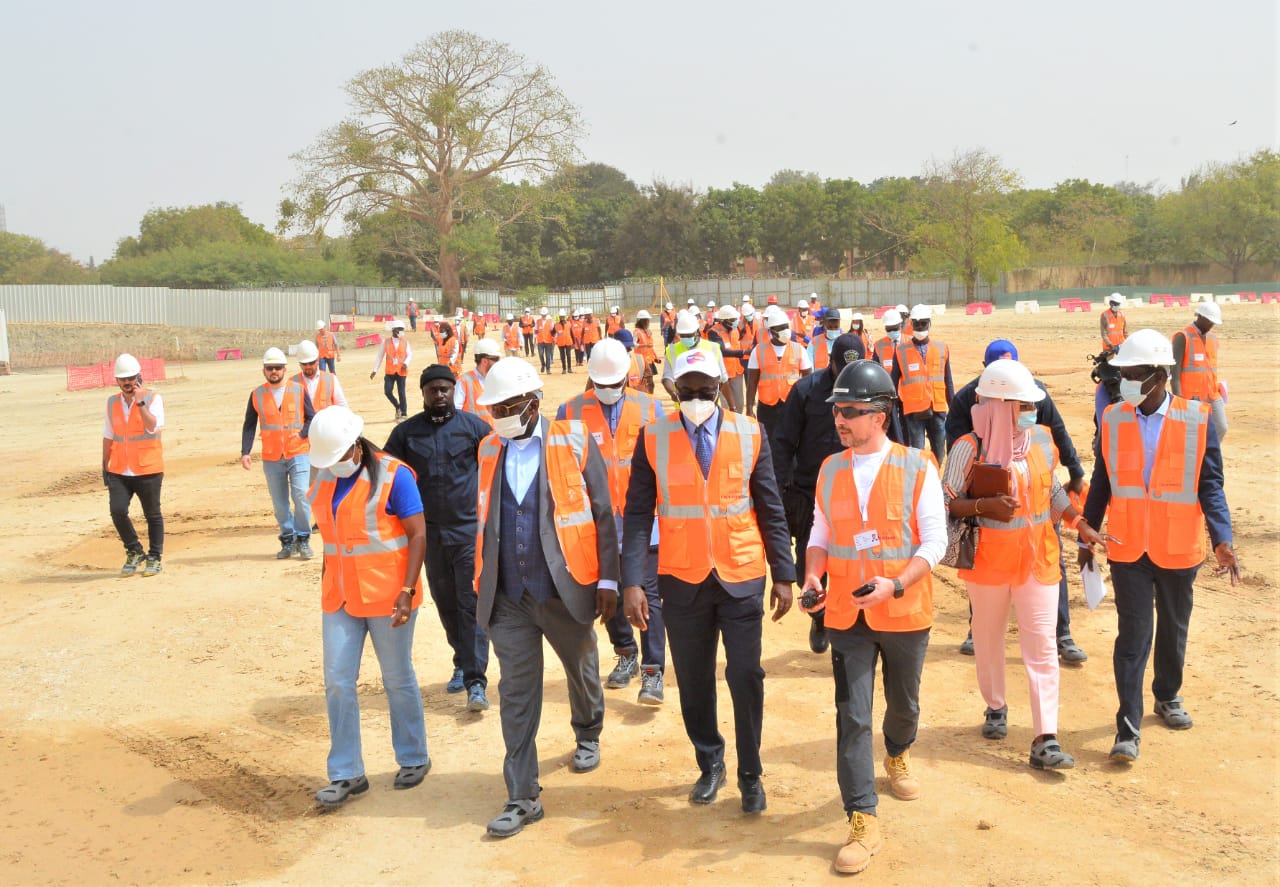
xmin=472 ymin=359 xmax=620 ymax=838
xmin=621 ymin=349 xmax=795 ymax=814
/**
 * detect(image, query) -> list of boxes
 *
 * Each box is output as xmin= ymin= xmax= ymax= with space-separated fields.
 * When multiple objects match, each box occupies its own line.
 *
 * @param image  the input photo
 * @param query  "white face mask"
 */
xmin=1119 ymin=374 xmax=1154 ymax=407
xmin=593 ymin=386 xmax=623 ymax=405
xmin=773 ymin=328 xmax=792 ymax=343
xmin=680 ymin=398 xmax=717 ymax=426
xmin=330 ymin=455 xmax=361 ymax=478
xmin=912 ymin=328 xmax=929 ymax=341
xmin=493 ymin=411 xmax=531 ymax=440
xmin=887 ymin=330 xmax=901 ymax=342
xmin=826 ymin=329 xmax=840 ymax=342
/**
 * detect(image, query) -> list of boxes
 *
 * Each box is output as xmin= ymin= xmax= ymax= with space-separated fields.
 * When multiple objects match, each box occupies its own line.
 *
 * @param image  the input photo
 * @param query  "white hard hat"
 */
xmin=610 ymin=306 xmax=620 ymax=314
xmin=797 ymin=299 xmax=810 ymax=310
xmin=540 ymin=306 xmax=549 ymax=316
xmin=506 ymin=313 xmax=515 ymax=321
xmin=1194 ymin=301 xmax=1222 ymax=325
xmin=1108 ymin=292 xmax=1125 ymax=305
xmin=390 ymin=318 xmax=406 ymax=330
xmin=882 ymin=309 xmax=903 ymax=327
xmin=810 ymin=292 xmax=819 ymax=300
xmin=716 ymin=304 xmax=739 ymax=321
xmin=675 ymin=310 xmax=701 ymax=335
xmin=636 ymin=309 xmax=651 ymax=320
xmin=309 ymin=406 xmax=364 ymax=469
xmin=262 ymin=347 xmax=287 ymax=365
xmin=296 ymin=340 xmax=320 ymax=363
xmin=673 ymin=348 xmax=719 ymax=379
xmin=976 ymin=359 xmax=1044 ymax=403
xmin=706 ymin=299 xmax=716 ymax=308
xmin=741 ymin=294 xmax=752 ymax=302
xmin=476 ymin=357 xmax=542 ymax=405
xmin=572 ymin=308 xmax=581 ymax=318
xmin=741 ymin=304 xmax=755 ymax=318
xmin=1110 ymin=329 xmax=1175 ymax=367
xmin=851 ymin=312 xmax=864 ymax=322
xmin=588 ymin=338 xmax=631 ymax=385
xmin=896 ymin=304 xmax=908 ymax=315
xmin=909 ymin=304 xmax=931 ymax=321
xmin=763 ymin=305 xmax=789 ymax=328
xmin=316 ymin=320 xmax=326 ymax=330
xmin=474 ymin=338 xmax=502 ymax=359
xmin=113 ymin=353 xmax=141 ymax=378
xmin=665 ymin=301 xmax=674 ymax=310
xmin=687 ymin=298 xmax=696 ymax=305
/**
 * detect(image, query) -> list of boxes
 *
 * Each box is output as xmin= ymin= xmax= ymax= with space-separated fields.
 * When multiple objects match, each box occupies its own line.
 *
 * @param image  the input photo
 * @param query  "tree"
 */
xmin=0 ymin=232 xmax=95 ymax=284
xmin=1010 ymin=180 xmax=1137 ymax=275
xmin=910 ymin=149 xmax=1027 ymax=300
xmin=281 ymin=30 xmax=583 ymax=311
xmin=759 ymin=175 xmax=827 ymax=272
xmin=697 ymin=183 xmax=760 ymax=274
xmin=861 ymin=177 xmax=922 ymax=273
xmin=114 ymin=203 xmax=274 ymax=258
xmin=613 ymin=181 xmax=703 ymax=276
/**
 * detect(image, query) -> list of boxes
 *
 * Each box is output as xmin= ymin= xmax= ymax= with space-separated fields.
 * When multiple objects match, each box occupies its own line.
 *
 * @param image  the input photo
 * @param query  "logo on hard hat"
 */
xmin=685 ymin=351 xmax=707 ymax=364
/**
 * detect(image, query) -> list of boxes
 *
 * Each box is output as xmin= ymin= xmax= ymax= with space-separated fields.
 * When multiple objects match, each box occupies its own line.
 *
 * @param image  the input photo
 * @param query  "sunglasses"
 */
xmin=832 ymin=405 xmax=881 ymax=420
xmin=490 ymin=398 xmax=535 ymax=419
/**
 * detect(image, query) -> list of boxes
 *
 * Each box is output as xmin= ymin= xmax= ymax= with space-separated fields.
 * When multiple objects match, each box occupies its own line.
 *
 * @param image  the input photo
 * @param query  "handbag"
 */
xmin=941 ymin=434 xmax=999 ymax=570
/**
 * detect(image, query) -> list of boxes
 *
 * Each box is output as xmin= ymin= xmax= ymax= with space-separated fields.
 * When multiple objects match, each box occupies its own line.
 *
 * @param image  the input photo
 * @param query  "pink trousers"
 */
xmin=967 ymin=578 xmax=1060 ymax=736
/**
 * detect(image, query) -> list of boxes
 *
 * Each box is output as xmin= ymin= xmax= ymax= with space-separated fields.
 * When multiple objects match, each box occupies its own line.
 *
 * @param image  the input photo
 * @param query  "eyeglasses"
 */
xmin=490 ymin=397 xmax=535 ymax=419
xmin=832 ymin=405 xmax=881 ymax=420
xmin=264 ymin=366 xmax=286 ymax=372
xmin=910 ymin=320 xmax=930 ymax=329
xmin=1117 ymin=367 xmax=1156 ymax=381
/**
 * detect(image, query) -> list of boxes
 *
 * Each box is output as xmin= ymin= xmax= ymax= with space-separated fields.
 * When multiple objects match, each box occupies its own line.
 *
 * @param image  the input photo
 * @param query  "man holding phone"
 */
xmin=799 ymin=360 xmax=946 ymax=876
xmin=103 ymin=353 xmax=165 ymax=577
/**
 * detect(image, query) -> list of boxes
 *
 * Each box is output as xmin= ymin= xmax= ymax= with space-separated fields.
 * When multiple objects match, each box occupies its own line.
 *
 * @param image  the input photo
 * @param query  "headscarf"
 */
xmin=970 ymin=398 xmax=1031 ymax=467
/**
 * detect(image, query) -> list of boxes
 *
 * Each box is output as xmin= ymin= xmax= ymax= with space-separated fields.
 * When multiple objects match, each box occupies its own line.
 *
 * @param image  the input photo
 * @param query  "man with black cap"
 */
xmin=772 ymin=333 xmax=867 ymax=655
xmin=945 ymin=339 xmax=1091 ymax=664
xmin=383 ymin=364 xmax=493 ymax=711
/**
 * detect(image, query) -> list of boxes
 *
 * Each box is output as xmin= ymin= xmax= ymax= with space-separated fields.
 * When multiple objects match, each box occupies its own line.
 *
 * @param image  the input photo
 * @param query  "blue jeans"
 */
xmin=903 ymin=410 xmax=947 ymax=460
xmin=322 ymin=607 xmax=429 ymax=781
xmin=262 ymin=455 xmax=312 ymax=541
xmin=319 ymin=357 xmax=336 ymax=374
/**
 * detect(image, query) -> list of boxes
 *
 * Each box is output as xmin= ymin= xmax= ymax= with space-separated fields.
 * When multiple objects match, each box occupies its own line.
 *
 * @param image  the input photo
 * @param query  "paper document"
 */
xmin=1081 ymin=562 xmax=1108 ymax=610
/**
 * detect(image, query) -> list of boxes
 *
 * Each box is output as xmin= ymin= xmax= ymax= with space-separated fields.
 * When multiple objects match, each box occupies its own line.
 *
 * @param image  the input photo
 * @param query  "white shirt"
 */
xmin=747 ymin=341 xmax=813 ymax=371
xmin=103 ymin=392 xmax=166 ymax=477
xmin=298 ymin=371 xmax=347 ymax=407
xmin=808 ymin=439 xmax=948 ymax=569
xmin=372 ymin=336 xmax=413 ymax=373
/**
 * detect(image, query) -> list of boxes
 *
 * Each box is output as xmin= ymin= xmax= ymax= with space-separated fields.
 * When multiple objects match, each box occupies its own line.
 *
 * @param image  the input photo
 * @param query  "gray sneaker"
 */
xmin=120 ymin=550 xmax=146 ymax=577
xmin=467 ymin=684 xmax=490 ymax=712
xmin=277 ymin=539 xmax=294 ymax=559
xmin=296 ymin=539 xmax=314 ymax=560
xmin=606 ymin=652 xmax=639 ymax=689
xmin=1110 ymin=736 xmax=1140 ymax=762
xmin=637 ymin=666 xmax=664 ymax=705
xmin=142 ymin=556 xmax=162 ymax=577
xmin=1154 ymin=697 xmax=1193 ymax=730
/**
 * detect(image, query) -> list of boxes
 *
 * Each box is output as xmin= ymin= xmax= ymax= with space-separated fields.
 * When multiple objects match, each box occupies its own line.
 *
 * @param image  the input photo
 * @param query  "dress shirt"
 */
xmin=503 ymin=420 xmax=544 ymax=504
xmin=1135 ymin=391 xmax=1170 ymax=489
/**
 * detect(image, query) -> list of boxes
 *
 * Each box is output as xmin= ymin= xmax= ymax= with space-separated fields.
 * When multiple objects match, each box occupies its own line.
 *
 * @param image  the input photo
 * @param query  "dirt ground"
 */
xmin=1 ymin=305 xmax=1276 ymax=886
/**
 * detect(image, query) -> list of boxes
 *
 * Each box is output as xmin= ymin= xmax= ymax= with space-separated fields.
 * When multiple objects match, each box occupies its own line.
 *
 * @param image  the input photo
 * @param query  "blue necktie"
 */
xmin=695 ymin=424 xmax=713 ymax=479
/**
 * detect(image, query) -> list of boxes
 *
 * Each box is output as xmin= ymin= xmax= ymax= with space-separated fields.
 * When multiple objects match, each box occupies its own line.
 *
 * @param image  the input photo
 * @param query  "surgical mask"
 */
xmin=912 ymin=328 xmax=929 ymax=341
xmin=887 ymin=330 xmax=901 ymax=343
xmin=493 ymin=411 xmax=532 ymax=439
xmin=1016 ymin=411 xmax=1037 ymax=431
xmin=593 ymin=386 xmax=623 ymax=405
xmin=330 ymin=455 xmax=361 ymax=478
xmin=851 ymin=324 xmax=862 ymax=333
xmin=680 ymin=335 xmax=699 ymax=348
xmin=1119 ymin=374 xmax=1154 ymax=407
xmin=680 ymin=399 xmax=717 ymax=426
xmin=826 ymin=329 xmax=840 ymax=343
xmin=774 ymin=328 xmax=792 ymax=343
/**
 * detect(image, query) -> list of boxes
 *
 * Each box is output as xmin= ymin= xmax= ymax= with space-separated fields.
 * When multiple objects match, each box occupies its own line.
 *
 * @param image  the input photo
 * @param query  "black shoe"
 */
xmin=690 ymin=761 xmax=726 ymax=805
xmin=809 ymin=611 xmax=829 ymax=654
xmin=739 ymin=777 xmax=767 ymax=814
xmin=277 ymin=538 xmax=295 ymax=559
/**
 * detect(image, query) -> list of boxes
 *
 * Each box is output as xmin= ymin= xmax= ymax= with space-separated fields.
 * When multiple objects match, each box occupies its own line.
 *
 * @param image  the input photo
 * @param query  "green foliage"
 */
xmin=115 ymin=202 xmax=274 ymax=258
xmin=100 ymin=240 xmax=373 ymax=289
xmin=613 ymin=181 xmax=704 ymax=276
xmin=0 ymin=232 xmax=96 ymax=284
xmin=760 ymin=176 xmax=827 ymax=272
xmin=697 ymin=184 xmax=760 ymax=274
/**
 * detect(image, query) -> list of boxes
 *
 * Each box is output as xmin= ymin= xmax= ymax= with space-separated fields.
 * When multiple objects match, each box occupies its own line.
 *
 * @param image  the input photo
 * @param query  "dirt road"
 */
xmin=1 ymin=305 xmax=1276 ymax=885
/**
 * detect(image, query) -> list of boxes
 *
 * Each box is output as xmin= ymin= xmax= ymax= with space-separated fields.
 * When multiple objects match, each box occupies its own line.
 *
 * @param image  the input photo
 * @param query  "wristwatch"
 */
xmin=892 ymin=578 xmax=905 ymax=599
xmin=400 ymin=586 xmax=416 ymax=598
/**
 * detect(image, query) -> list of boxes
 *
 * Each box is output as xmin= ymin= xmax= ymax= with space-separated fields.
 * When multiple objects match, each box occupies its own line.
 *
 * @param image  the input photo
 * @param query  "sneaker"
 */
xmin=834 ymin=811 xmax=883 ymax=875
xmin=1057 ymin=635 xmax=1088 ymax=664
xmin=1029 ymin=735 xmax=1075 ymax=770
xmin=486 ymin=798 xmax=543 ymax=838
xmin=467 ymin=684 xmax=490 ymax=712
xmin=1154 ymin=697 xmax=1193 ymax=730
xmin=883 ymin=750 xmax=920 ymax=801
xmin=1110 ymin=736 xmax=1140 ymax=762
xmin=142 ymin=556 xmax=162 ymax=577
xmin=606 ymin=652 xmax=640 ymax=689
xmin=314 ymin=775 xmax=369 ymax=807
xmin=277 ymin=539 xmax=294 ymax=559
xmin=982 ymin=705 xmax=1009 ymax=740
xmin=296 ymin=539 xmax=314 ymax=560
xmin=959 ymin=630 xmax=975 ymax=655
xmin=446 ymin=668 xmax=465 ymax=694
xmin=120 ymin=550 xmax=145 ymax=577
xmin=637 ymin=666 xmax=664 ymax=705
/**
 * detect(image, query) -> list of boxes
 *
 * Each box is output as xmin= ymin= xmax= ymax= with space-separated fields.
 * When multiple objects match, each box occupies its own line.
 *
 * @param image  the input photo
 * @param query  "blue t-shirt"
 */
xmin=331 ymin=465 xmax=424 ymax=519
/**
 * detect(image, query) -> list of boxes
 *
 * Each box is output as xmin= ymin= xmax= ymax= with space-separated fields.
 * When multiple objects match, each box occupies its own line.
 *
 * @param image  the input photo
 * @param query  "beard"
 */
xmin=425 ymin=401 xmax=454 ymax=423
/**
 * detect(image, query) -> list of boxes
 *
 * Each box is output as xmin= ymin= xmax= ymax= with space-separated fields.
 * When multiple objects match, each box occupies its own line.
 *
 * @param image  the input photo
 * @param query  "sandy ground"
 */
xmin=1 ymin=306 xmax=1277 ymax=886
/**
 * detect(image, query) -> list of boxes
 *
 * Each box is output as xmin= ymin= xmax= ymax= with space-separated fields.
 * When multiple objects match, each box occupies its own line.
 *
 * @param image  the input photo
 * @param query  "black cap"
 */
xmin=827 ymin=360 xmax=895 ymax=404
xmin=420 ymin=364 xmax=457 ymax=387
xmin=829 ymin=333 xmax=866 ymax=375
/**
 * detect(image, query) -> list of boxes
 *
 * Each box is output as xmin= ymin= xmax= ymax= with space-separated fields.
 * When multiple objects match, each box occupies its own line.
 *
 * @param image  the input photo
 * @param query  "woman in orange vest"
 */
xmin=436 ymin=322 xmax=463 ymax=378
xmin=104 ymin=353 xmax=165 ymax=577
xmin=633 ymin=310 xmax=659 ymax=382
xmin=555 ymin=312 xmax=575 ymax=374
xmin=606 ymin=307 xmax=624 ymax=336
xmin=305 ymin=406 xmax=429 ymax=808
xmin=942 ymin=359 xmax=1104 ymax=772
xmin=519 ymin=311 xmax=536 ymax=357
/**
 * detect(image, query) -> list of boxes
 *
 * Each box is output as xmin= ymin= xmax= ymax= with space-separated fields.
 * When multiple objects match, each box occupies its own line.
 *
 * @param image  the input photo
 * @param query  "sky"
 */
xmin=2 ymin=0 xmax=1276 ymax=264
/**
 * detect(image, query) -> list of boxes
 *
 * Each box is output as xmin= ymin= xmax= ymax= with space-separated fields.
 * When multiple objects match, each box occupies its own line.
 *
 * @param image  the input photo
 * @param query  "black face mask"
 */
xmin=425 ymin=401 xmax=455 ymax=423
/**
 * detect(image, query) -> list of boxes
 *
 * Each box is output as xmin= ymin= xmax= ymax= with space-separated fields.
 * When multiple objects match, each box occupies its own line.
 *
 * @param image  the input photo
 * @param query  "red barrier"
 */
xmin=873 ymin=306 xmax=892 ymax=319
xmin=216 ymin=348 xmax=243 ymax=360
xmin=330 ymin=321 xmax=355 ymax=332
xmin=356 ymin=333 xmax=383 ymax=348
xmin=1168 ymin=295 xmax=1189 ymax=307
xmin=1150 ymin=293 xmax=1172 ymax=304
xmin=965 ymin=302 xmax=994 ymax=316
xmin=1261 ymin=292 xmax=1280 ymax=304
xmin=1065 ymin=302 xmax=1092 ymax=312
xmin=1238 ymin=292 xmax=1257 ymax=302
xmin=373 ymin=314 xmax=394 ymax=322
xmin=66 ymin=357 xmax=165 ymax=391
xmin=1058 ymin=298 xmax=1081 ymax=309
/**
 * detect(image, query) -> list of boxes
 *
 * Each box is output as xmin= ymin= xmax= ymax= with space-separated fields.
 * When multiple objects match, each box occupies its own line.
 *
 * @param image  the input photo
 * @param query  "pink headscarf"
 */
xmin=970 ymin=398 xmax=1031 ymax=467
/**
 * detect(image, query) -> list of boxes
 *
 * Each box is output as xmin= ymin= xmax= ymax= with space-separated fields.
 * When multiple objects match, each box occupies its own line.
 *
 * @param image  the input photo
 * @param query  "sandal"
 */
xmin=486 ymin=798 xmax=544 ymax=838
xmin=982 ymin=706 xmax=1008 ymax=740
xmin=1029 ymin=736 xmax=1075 ymax=770
xmin=314 ymin=775 xmax=369 ymax=806
xmin=572 ymin=740 xmax=600 ymax=773
xmin=394 ymin=761 xmax=431 ymax=790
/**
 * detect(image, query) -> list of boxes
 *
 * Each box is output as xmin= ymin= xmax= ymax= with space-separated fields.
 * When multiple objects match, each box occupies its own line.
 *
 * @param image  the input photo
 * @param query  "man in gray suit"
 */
xmin=473 ymin=358 xmax=620 ymax=838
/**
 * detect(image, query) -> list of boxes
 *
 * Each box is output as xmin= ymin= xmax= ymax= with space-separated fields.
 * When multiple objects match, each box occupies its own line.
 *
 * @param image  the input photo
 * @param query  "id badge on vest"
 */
xmin=854 ymin=529 xmax=880 ymax=551
xmin=907 ymin=363 xmax=921 ymax=372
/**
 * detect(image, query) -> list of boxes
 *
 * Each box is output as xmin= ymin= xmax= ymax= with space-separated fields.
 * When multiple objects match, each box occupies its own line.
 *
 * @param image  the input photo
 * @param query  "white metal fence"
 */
xmin=0 ymin=285 xmax=330 ymax=330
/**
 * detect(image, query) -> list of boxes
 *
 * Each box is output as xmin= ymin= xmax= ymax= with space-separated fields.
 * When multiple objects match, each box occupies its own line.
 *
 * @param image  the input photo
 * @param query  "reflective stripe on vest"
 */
xmin=815 ymin=442 xmax=933 ymax=632
xmin=316 ymin=330 xmax=337 ymax=358
xmin=756 ymin=342 xmax=802 ymax=405
xmin=563 ymin=391 xmax=661 ymax=516
xmin=1104 ymin=311 xmax=1125 ymax=347
xmin=895 ymin=341 xmax=948 ymax=413
xmin=253 ymin=383 xmax=308 ymax=460
xmin=1100 ymin=397 xmax=1209 ymax=569
xmin=292 ymin=372 xmax=335 ymax=411
xmin=383 ymin=339 xmax=408 ymax=376
xmin=873 ymin=337 xmax=896 ymax=372
xmin=106 ymin=393 xmax=164 ymax=475
xmin=1178 ymin=324 xmax=1220 ymax=400
xmin=458 ymin=369 xmax=493 ymax=427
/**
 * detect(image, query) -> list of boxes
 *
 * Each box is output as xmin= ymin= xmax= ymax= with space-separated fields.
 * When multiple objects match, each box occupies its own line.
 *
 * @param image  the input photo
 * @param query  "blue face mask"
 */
xmin=680 ymin=336 xmax=699 ymax=348
xmin=826 ymin=329 xmax=840 ymax=343
xmin=888 ymin=330 xmax=901 ymax=343
xmin=1016 ymin=411 xmax=1037 ymax=430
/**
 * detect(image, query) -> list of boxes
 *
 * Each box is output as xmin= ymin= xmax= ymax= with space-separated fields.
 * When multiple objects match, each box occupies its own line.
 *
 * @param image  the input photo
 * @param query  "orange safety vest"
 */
xmin=1177 ymin=324 xmax=1220 ymax=401
xmin=442 ymin=338 xmax=463 ymax=378
xmin=520 ymin=316 xmax=535 ymax=336
xmin=562 ymin=391 xmax=661 ymax=518
xmin=955 ymin=428 xmax=1061 ymax=587
xmin=1103 ymin=309 xmax=1126 ymax=348
xmin=628 ymin=351 xmax=647 ymax=389
xmin=536 ymin=317 xmax=554 ymax=344
xmin=738 ymin=316 xmax=763 ymax=357
xmin=474 ymin=420 xmax=601 ymax=586
xmin=292 ymin=371 xmax=337 ymax=411
xmin=106 ymin=393 xmax=164 ymax=475
xmin=642 ymin=411 xmax=766 ymax=585
xmin=503 ymin=323 xmax=521 ymax=351
xmin=755 ymin=341 xmax=804 ymax=406
xmin=472 ymin=317 xmax=485 ymax=337
xmin=382 ymin=338 xmax=409 ymax=377
xmin=1099 ymin=397 xmax=1210 ymax=569
xmin=815 ymin=443 xmax=934 ymax=632
xmin=252 ymin=383 xmax=309 ymax=461
xmin=634 ymin=327 xmax=657 ymax=365
xmin=606 ymin=315 xmax=624 ymax=335
xmin=456 ymin=368 xmax=494 ymax=428
xmin=718 ymin=326 xmax=744 ymax=379
xmin=555 ymin=321 xmax=574 ymax=347
xmin=661 ymin=309 xmax=677 ymax=332
xmin=406 ymin=302 xmax=418 ymax=317
xmin=895 ymin=341 xmax=949 ymax=414
xmin=812 ymin=334 xmax=831 ymax=370
xmin=872 ymin=337 xmax=897 ymax=373
xmin=790 ymin=311 xmax=813 ymax=342
xmin=851 ymin=328 xmax=873 ymax=357
xmin=582 ymin=319 xmax=601 ymax=345
xmin=310 ymin=453 xmax=422 ymax=617
xmin=316 ymin=329 xmax=338 ymax=359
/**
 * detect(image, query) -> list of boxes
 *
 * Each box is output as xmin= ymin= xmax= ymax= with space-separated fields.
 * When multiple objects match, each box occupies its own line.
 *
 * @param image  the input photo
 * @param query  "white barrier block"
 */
xmin=1126 ymin=297 xmax=1144 ymax=307
xmin=1189 ymin=293 xmax=1214 ymax=303
xmin=287 ymin=344 xmax=298 ymax=356
xmin=1215 ymin=293 xmax=1241 ymax=304
xmin=928 ymin=303 xmax=946 ymax=315
xmin=1015 ymin=300 xmax=1041 ymax=314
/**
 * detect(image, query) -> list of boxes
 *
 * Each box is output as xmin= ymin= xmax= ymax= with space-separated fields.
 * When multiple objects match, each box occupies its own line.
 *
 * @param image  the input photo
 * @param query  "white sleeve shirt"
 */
xmin=103 ymin=392 xmax=165 ymax=438
xmin=747 ymin=342 xmax=812 ymax=371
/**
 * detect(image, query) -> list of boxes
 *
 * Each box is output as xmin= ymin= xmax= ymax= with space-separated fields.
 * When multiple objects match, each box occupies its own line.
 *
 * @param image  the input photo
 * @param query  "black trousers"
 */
xmin=558 ymin=345 xmax=573 ymax=373
xmin=660 ymin=574 xmax=765 ymax=779
xmin=383 ymin=374 xmax=407 ymax=414
xmin=522 ymin=333 xmax=535 ymax=356
xmin=605 ymin=546 xmax=665 ymax=670
xmin=785 ymin=485 xmax=826 ymax=625
xmin=1110 ymin=554 xmax=1198 ymax=740
xmin=424 ymin=531 xmax=489 ymax=689
xmin=107 ymin=472 xmax=164 ymax=557
xmin=756 ymin=400 xmax=785 ymax=448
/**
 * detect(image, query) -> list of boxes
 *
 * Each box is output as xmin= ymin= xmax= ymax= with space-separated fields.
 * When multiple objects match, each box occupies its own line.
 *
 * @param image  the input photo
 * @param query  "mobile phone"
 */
xmin=853 ymin=582 xmax=876 ymax=598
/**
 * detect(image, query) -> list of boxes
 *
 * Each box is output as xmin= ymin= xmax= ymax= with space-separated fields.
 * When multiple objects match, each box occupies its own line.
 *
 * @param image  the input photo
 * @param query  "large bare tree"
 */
xmin=280 ymin=30 xmax=582 ymax=310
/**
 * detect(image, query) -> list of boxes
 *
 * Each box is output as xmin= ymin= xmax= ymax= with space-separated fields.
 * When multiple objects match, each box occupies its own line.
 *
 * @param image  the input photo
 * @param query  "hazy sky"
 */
xmin=2 ymin=0 xmax=1276 ymax=263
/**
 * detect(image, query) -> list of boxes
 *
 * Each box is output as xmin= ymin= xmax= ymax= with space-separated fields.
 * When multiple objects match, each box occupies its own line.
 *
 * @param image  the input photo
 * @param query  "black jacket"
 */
xmin=384 ymin=409 xmax=492 ymax=545
xmin=944 ymin=376 xmax=1084 ymax=482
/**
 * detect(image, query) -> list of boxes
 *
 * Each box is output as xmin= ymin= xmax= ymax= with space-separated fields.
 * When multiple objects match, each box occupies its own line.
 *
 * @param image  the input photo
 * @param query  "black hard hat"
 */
xmin=827 ymin=360 xmax=896 ymax=404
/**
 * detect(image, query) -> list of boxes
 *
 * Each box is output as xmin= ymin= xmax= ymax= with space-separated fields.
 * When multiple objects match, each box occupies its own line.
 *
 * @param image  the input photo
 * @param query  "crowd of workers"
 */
xmin=99 ymin=290 xmax=1238 ymax=875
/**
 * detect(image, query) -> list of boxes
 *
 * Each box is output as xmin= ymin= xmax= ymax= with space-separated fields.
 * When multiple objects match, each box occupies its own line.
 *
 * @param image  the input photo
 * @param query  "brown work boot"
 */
xmin=883 ymin=750 xmax=920 ymax=801
xmin=834 ymin=811 xmax=882 ymax=874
